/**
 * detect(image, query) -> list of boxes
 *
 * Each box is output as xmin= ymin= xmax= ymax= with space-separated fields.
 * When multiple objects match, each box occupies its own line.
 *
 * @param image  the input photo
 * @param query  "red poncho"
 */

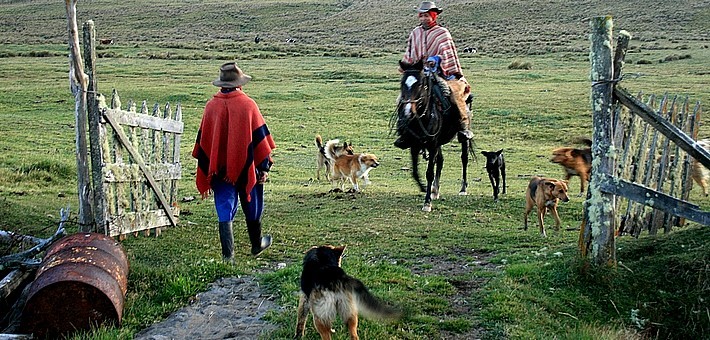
xmin=192 ymin=90 xmax=276 ymax=201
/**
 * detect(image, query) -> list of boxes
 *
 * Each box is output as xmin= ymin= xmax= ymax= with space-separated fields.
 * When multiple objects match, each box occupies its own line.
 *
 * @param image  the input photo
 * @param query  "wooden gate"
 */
xmin=580 ymin=17 xmax=710 ymax=265
xmin=82 ymin=21 xmax=182 ymax=238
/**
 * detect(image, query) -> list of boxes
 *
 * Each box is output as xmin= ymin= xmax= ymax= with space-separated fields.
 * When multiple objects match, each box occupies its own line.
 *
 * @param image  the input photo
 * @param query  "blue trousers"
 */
xmin=212 ymin=178 xmax=264 ymax=223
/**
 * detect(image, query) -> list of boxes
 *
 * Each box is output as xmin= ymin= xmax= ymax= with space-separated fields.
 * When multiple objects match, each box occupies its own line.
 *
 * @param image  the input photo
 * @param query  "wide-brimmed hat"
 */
xmin=212 ymin=62 xmax=251 ymax=88
xmin=417 ymin=1 xmax=443 ymax=13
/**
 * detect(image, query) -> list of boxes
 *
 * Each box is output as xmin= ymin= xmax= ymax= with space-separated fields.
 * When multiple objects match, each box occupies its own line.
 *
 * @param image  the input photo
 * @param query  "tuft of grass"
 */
xmin=508 ymin=60 xmax=533 ymax=70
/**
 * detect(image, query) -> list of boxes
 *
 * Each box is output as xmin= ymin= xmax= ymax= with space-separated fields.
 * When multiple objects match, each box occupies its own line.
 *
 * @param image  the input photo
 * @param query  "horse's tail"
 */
xmin=323 ymin=139 xmax=341 ymax=161
xmin=466 ymin=137 xmax=477 ymax=162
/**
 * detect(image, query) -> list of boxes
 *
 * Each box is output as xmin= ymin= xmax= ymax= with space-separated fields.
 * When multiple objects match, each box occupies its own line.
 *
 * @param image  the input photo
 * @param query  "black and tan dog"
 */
xmin=551 ymin=138 xmax=592 ymax=196
xmin=315 ymin=135 xmax=353 ymax=181
xmin=524 ymin=176 xmax=570 ymax=237
xmin=295 ymin=245 xmax=401 ymax=340
xmin=481 ymin=149 xmax=506 ymax=201
xmin=324 ymin=139 xmax=379 ymax=192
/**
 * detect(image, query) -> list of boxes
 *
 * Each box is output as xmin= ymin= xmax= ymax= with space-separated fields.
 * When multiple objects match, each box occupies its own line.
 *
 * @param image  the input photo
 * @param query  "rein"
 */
xmin=397 ymin=71 xmax=442 ymax=139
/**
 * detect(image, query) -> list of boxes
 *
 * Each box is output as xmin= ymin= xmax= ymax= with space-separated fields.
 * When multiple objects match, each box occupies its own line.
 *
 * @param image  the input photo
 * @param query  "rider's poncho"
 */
xmin=402 ymin=24 xmax=462 ymax=78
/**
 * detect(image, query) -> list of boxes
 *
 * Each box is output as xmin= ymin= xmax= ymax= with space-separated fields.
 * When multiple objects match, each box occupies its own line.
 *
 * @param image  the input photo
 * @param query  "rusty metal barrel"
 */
xmin=20 ymin=232 xmax=129 ymax=339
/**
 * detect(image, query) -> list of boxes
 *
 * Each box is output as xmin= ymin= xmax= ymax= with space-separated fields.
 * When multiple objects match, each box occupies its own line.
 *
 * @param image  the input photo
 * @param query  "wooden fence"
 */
xmin=581 ymin=17 xmax=710 ymax=266
xmin=80 ymin=21 xmax=182 ymax=238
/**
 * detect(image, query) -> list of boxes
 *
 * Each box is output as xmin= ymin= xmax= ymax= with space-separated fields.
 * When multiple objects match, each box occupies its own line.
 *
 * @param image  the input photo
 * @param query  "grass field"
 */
xmin=0 ymin=1 xmax=708 ymax=339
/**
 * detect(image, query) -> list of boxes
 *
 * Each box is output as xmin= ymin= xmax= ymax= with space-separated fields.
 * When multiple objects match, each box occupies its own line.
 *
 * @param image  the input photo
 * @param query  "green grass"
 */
xmin=0 ymin=1 xmax=709 ymax=339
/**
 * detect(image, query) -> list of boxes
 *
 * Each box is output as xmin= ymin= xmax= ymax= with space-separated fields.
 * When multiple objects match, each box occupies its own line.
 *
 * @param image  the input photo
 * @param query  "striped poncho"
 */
xmin=402 ymin=24 xmax=462 ymax=78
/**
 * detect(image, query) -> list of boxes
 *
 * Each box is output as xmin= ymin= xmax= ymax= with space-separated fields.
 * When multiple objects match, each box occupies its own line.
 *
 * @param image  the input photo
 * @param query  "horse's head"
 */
xmin=399 ymin=60 xmax=427 ymax=117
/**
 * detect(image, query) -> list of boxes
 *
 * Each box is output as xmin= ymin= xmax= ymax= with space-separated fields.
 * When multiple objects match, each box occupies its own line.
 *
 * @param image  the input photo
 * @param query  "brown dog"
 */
xmin=524 ymin=176 xmax=570 ymax=237
xmin=691 ymin=138 xmax=710 ymax=196
xmin=323 ymin=139 xmax=379 ymax=192
xmin=315 ymin=135 xmax=353 ymax=181
xmin=551 ymin=138 xmax=592 ymax=196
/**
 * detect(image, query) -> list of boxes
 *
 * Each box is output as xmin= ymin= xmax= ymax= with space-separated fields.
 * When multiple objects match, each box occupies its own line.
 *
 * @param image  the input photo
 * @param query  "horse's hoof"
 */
xmin=458 ymin=191 xmax=468 ymax=196
xmin=422 ymin=204 xmax=432 ymax=212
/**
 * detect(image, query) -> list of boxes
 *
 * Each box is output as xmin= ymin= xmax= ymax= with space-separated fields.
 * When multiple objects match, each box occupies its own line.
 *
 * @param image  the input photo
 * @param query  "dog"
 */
xmin=691 ymin=138 xmax=710 ymax=196
xmin=523 ymin=176 xmax=570 ymax=237
xmin=295 ymin=245 xmax=401 ymax=340
xmin=551 ymin=138 xmax=592 ymax=196
xmin=315 ymin=135 xmax=353 ymax=181
xmin=324 ymin=139 xmax=379 ymax=192
xmin=481 ymin=149 xmax=506 ymax=201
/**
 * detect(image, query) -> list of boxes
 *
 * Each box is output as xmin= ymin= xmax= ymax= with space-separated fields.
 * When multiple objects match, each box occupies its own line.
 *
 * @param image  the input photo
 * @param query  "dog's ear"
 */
xmin=496 ymin=149 xmax=503 ymax=155
xmin=545 ymin=181 xmax=556 ymax=190
xmin=333 ymin=245 xmax=346 ymax=254
xmin=343 ymin=142 xmax=349 ymax=147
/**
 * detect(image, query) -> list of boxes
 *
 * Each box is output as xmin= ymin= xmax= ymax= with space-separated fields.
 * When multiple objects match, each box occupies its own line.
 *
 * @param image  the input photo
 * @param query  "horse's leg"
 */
xmin=459 ymin=139 xmax=469 ymax=195
xmin=431 ymin=146 xmax=443 ymax=200
xmin=411 ymin=146 xmax=426 ymax=192
xmin=422 ymin=147 xmax=439 ymax=212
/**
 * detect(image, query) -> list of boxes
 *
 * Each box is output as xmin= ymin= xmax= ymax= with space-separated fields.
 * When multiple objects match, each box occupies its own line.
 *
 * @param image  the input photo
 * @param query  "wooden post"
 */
xmin=585 ymin=16 xmax=616 ymax=267
xmin=65 ymin=0 xmax=94 ymax=232
xmin=83 ymin=20 xmax=108 ymax=234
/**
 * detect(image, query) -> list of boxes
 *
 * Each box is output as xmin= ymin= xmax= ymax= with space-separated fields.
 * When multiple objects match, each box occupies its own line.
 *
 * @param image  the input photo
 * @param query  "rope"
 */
xmin=591 ymin=73 xmax=643 ymax=87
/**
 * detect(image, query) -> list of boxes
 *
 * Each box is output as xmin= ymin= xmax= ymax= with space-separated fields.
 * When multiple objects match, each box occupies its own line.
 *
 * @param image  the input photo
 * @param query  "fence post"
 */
xmin=585 ymin=16 xmax=616 ymax=267
xmin=83 ymin=20 xmax=108 ymax=234
xmin=65 ymin=0 xmax=94 ymax=232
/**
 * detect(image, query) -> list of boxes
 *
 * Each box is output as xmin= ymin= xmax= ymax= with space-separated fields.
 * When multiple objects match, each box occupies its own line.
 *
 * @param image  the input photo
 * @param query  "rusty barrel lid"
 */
xmin=44 ymin=232 xmax=128 ymax=272
xmin=20 ymin=232 xmax=129 ymax=339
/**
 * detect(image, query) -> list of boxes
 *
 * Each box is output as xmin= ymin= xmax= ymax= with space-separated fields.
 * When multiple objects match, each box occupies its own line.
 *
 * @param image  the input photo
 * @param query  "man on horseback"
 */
xmin=395 ymin=1 xmax=473 ymax=149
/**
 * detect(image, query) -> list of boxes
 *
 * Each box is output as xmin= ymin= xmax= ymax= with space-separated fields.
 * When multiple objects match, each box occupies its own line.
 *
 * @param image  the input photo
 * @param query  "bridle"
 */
xmin=397 ymin=68 xmax=442 ymax=139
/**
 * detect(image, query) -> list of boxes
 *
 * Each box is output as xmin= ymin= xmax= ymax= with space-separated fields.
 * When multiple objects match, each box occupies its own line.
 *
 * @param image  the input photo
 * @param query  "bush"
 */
xmin=508 ymin=60 xmax=532 ymax=70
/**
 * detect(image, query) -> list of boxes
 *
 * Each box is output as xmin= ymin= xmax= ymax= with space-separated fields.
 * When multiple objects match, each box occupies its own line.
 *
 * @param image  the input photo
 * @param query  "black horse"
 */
xmin=395 ymin=60 xmax=472 ymax=211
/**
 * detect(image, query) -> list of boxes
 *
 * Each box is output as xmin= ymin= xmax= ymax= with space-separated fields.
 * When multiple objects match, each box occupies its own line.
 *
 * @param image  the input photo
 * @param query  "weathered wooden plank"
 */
xmin=103 ymin=163 xmax=181 ymax=183
xmin=170 ymin=104 xmax=183 ymax=204
xmin=66 ymin=1 xmax=93 ymax=232
xmin=615 ymin=87 xmax=710 ymax=169
xmin=599 ymin=174 xmax=710 ymax=226
xmin=103 ymin=112 xmax=178 ymax=228
xmin=0 ymin=269 xmax=32 ymax=300
xmin=84 ymin=20 xmax=108 ymax=234
xmin=103 ymin=108 xmax=184 ymax=134
xmin=108 ymin=208 xmax=179 ymax=237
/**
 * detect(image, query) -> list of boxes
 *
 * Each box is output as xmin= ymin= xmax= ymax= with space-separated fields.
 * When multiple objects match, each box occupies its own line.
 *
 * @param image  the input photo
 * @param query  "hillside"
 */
xmin=0 ymin=0 xmax=708 ymax=56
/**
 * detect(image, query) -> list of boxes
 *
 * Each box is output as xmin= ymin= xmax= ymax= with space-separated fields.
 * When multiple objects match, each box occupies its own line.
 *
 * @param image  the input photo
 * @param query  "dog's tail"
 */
xmin=573 ymin=137 xmax=592 ymax=147
xmin=323 ymin=139 xmax=341 ymax=162
xmin=348 ymin=276 xmax=402 ymax=321
xmin=315 ymin=134 xmax=327 ymax=156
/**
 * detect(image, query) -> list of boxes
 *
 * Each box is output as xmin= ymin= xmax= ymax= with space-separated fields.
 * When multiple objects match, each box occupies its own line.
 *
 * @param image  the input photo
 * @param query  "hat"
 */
xmin=212 ymin=62 xmax=251 ymax=88
xmin=417 ymin=1 xmax=443 ymax=14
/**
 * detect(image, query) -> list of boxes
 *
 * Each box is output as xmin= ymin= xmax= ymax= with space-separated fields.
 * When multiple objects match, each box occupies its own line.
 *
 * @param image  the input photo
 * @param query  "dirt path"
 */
xmin=134 ymin=249 xmax=498 ymax=340
xmin=133 ymin=276 xmax=278 ymax=340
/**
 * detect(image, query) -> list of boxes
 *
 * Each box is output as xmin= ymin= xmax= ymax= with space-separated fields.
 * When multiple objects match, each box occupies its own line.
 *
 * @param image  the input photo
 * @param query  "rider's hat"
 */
xmin=417 ymin=1 xmax=443 ymax=14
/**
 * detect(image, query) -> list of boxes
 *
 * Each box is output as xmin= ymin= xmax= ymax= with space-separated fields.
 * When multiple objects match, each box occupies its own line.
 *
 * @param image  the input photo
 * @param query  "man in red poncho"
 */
xmin=395 ymin=1 xmax=473 ymax=149
xmin=192 ymin=62 xmax=276 ymax=260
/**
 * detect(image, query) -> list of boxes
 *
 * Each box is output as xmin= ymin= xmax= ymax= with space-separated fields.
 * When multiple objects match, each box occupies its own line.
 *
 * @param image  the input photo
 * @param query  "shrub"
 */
xmin=508 ymin=60 xmax=532 ymax=70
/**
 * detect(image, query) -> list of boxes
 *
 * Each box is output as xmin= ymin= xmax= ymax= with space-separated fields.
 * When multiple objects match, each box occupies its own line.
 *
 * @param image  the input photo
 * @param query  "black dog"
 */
xmin=481 ymin=149 xmax=506 ymax=201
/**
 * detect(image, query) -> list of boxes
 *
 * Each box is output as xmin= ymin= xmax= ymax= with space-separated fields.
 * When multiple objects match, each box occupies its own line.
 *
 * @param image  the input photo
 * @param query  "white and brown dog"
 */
xmin=315 ymin=135 xmax=353 ymax=181
xmin=324 ymin=139 xmax=379 ymax=192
